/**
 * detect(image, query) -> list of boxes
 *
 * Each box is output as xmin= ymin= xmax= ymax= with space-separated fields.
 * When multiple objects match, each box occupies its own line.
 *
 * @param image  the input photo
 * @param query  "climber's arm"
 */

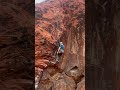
xmin=57 ymin=47 xmax=60 ymax=54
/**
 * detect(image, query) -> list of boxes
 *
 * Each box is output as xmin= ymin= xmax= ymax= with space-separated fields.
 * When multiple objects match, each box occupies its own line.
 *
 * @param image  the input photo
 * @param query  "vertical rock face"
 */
xmin=35 ymin=0 xmax=85 ymax=90
xmin=0 ymin=1 xmax=34 ymax=90
xmin=86 ymin=0 xmax=120 ymax=89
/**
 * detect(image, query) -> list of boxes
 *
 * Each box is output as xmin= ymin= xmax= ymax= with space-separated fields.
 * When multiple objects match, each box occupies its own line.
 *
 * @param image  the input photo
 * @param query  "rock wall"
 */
xmin=86 ymin=0 xmax=120 ymax=89
xmin=0 ymin=0 xmax=34 ymax=90
xmin=35 ymin=0 xmax=85 ymax=90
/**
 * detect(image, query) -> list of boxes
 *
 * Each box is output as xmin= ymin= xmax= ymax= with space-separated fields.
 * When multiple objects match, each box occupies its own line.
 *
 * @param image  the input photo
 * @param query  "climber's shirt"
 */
xmin=59 ymin=44 xmax=64 ymax=53
xmin=60 ymin=44 xmax=64 ymax=50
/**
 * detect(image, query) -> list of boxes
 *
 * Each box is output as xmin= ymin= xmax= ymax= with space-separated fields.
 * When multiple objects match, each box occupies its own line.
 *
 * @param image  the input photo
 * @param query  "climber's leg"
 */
xmin=56 ymin=54 xmax=59 ymax=62
xmin=56 ymin=53 xmax=62 ymax=62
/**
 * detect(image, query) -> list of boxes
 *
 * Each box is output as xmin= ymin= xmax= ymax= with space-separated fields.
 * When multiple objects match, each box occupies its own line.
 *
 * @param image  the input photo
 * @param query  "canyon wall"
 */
xmin=35 ymin=0 xmax=85 ymax=90
xmin=86 ymin=0 xmax=120 ymax=89
xmin=0 ymin=0 xmax=34 ymax=90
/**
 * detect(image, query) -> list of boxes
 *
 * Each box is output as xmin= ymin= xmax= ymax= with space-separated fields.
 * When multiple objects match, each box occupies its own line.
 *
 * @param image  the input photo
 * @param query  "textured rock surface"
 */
xmin=0 ymin=0 xmax=34 ymax=90
xmin=76 ymin=77 xmax=85 ymax=90
xmin=39 ymin=73 xmax=76 ymax=90
xmin=51 ymin=73 xmax=76 ymax=90
xmin=35 ymin=0 xmax=85 ymax=90
xmin=86 ymin=0 xmax=120 ymax=89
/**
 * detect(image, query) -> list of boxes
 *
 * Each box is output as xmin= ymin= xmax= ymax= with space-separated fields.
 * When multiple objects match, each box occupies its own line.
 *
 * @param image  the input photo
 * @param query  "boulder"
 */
xmin=51 ymin=73 xmax=76 ymax=90
xmin=38 ymin=80 xmax=53 ymax=90
xmin=66 ymin=66 xmax=84 ymax=83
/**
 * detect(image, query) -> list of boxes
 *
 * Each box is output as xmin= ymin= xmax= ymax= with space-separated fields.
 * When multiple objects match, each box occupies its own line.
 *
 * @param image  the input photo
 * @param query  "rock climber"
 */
xmin=56 ymin=42 xmax=65 ymax=62
xmin=58 ymin=42 xmax=65 ymax=54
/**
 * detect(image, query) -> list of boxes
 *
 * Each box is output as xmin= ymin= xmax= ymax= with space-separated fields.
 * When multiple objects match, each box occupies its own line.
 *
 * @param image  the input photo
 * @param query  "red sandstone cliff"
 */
xmin=35 ymin=0 xmax=85 ymax=90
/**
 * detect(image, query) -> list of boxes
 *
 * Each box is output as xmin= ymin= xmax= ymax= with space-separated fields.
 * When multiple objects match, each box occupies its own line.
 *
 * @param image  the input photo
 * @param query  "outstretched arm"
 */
xmin=57 ymin=47 xmax=60 ymax=54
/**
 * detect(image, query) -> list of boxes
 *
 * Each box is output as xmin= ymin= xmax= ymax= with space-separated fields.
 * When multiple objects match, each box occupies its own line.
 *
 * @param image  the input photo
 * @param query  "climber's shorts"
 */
xmin=59 ymin=49 xmax=64 ymax=53
xmin=61 ymin=49 xmax=64 ymax=53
